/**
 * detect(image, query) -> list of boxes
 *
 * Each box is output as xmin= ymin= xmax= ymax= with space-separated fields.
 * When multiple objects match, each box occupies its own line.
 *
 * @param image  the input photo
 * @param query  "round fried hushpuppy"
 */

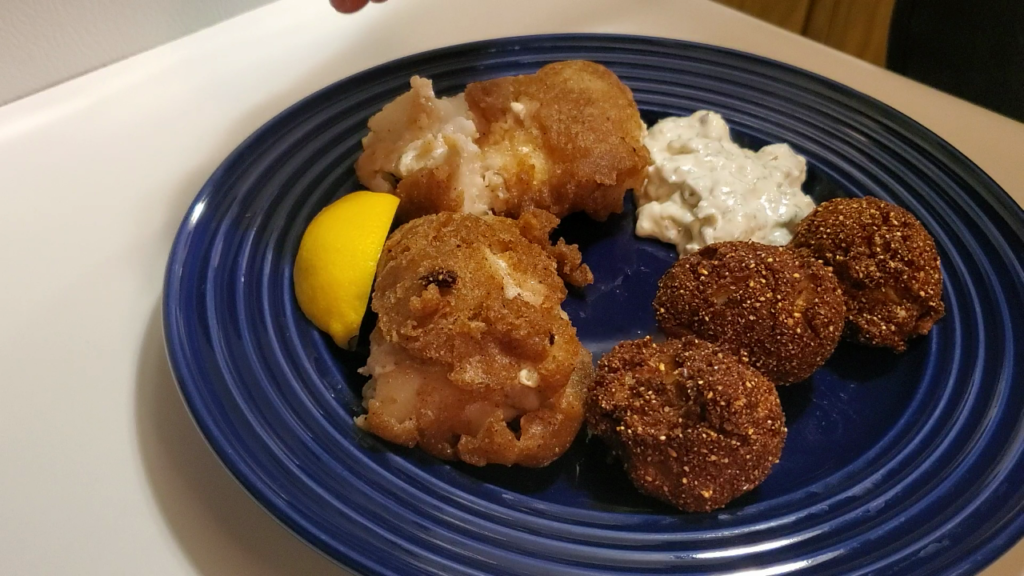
xmin=356 ymin=210 xmax=593 ymax=467
xmin=790 ymin=197 xmax=944 ymax=352
xmin=654 ymin=241 xmax=845 ymax=384
xmin=586 ymin=336 xmax=786 ymax=513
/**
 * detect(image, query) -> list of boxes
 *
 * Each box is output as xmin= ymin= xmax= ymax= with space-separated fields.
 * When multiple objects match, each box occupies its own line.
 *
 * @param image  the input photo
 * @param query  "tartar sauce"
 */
xmin=635 ymin=111 xmax=815 ymax=255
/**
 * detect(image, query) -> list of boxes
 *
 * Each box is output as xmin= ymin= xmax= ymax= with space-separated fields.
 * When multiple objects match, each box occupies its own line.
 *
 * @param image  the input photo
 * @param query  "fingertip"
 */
xmin=330 ymin=0 xmax=371 ymax=13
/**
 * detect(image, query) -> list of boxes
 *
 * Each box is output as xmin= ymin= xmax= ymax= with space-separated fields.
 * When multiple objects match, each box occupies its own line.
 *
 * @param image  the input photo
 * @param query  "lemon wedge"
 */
xmin=293 ymin=191 xmax=399 ymax=349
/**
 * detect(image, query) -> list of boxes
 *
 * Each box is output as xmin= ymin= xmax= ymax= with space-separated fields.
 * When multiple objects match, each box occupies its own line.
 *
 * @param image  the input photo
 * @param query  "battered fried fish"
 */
xmin=356 ymin=61 xmax=650 ymax=223
xmin=356 ymin=210 xmax=594 ymax=467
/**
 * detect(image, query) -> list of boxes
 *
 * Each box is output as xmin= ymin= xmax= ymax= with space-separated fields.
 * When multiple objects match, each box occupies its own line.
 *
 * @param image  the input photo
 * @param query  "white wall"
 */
xmin=0 ymin=0 xmax=276 ymax=105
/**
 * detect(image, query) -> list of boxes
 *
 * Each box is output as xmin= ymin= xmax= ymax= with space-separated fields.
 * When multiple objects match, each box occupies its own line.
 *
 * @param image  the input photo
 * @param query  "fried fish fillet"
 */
xmin=356 ymin=61 xmax=650 ymax=222
xmin=355 ymin=210 xmax=594 ymax=467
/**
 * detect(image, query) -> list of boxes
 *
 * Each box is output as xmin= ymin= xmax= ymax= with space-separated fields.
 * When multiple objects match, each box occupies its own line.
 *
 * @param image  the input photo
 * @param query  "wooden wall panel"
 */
xmin=714 ymin=0 xmax=896 ymax=66
xmin=804 ymin=0 xmax=896 ymax=66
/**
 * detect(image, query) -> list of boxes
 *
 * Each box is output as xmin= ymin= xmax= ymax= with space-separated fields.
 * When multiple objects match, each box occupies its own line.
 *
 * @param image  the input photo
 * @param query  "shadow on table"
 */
xmin=134 ymin=303 xmax=352 ymax=576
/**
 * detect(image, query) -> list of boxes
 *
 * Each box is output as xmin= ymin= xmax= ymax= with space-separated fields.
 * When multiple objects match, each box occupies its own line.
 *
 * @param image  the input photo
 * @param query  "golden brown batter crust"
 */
xmin=358 ymin=211 xmax=593 ymax=467
xmin=356 ymin=61 xmax=650 ymax=223
xmin=464 ymin=60 xmax=650 ymax=220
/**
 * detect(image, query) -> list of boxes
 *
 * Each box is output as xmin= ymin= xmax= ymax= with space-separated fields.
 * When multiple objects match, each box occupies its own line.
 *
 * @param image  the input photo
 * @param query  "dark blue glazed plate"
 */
xmin=163 ymin=35 xmax=1024 ymax=575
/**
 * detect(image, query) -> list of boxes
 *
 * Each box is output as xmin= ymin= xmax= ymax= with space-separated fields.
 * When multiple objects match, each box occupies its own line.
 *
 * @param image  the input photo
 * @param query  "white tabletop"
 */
xmin=1 ymin=0 xmax=1022 ymax=574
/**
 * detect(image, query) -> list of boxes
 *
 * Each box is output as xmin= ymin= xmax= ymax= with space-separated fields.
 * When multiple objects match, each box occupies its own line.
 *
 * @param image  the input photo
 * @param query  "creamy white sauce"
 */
xmin=635 ymin=111 xmax=815 ymax=255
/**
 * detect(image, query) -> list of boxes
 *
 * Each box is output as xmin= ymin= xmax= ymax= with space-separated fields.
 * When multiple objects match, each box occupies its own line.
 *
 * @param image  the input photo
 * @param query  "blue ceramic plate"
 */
xmin=164 ymin=35 xmax=1024 ymax=575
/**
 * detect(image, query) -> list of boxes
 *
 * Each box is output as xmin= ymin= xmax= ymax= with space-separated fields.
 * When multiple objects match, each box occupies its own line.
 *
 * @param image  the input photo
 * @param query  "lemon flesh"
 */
xmin=293 ymin=191 xmax=399 ymax=349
